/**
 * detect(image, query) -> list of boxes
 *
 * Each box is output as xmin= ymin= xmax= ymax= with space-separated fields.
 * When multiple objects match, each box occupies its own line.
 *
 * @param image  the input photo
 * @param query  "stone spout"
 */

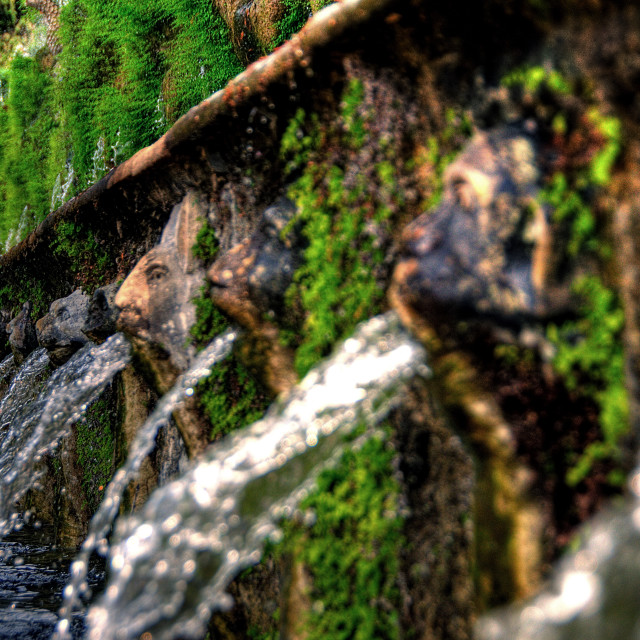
xmin=208 ymin=197 xmax=303 ymax=394
xmin=83 ymin=282 xmax=121 ymax=344
xmin=392 ymin=125 xmax=573 ymax=335
xmin=36 ymin=289 xmax=91 ymax=366
xmin=115 ymin=190 xmax=207 ymax=377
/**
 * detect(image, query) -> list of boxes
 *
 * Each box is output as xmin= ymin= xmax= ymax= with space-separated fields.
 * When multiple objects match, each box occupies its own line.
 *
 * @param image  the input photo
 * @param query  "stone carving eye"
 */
xmin=146 ymin=264 xmax=169 ymax=285
xmin=56 ymin=308 xmax=70 ymax=321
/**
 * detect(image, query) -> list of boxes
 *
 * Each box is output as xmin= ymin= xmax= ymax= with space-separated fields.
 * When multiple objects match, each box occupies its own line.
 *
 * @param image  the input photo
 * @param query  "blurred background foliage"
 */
xmin=0 ymin=0 xmax=329 ymax=251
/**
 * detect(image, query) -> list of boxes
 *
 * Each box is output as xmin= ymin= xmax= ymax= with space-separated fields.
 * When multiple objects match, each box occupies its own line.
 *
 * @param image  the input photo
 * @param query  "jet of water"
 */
xmin=0 ymin=334 xmax=131 ymax=536
xmin=476 ymin=466 xmax=640 ymax=640
xmin=81 ymin=312 xmax=427 ymax=640
xmin=54 ymin=328 xmax=238 ymax=639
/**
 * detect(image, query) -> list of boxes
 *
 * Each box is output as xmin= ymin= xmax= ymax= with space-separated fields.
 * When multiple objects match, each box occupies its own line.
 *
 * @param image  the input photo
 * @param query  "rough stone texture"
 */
xmin=35 ymin=289 xmax=91 ymax=366
xmin=6 ymin=301 xmax=38 ymax=365
xmin=83 ymin=283 xmax=120 ymax=344
xmin=392 ymin=380 xmax=475 ymax=640
xmin=115 ymin=189 xmax=211 ymax=456
xmin=116 ymin=366 xmax=161 ymax=512
xmin=208 ymin=197 xmax=302 ymax=394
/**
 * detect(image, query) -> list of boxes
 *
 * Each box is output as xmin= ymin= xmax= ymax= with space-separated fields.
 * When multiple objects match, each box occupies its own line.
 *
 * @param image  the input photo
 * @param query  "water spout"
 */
xmin=80 ymin=312 xmax=426 ymax=640
xmin=54 ymin=328 xmax=238 ymax=639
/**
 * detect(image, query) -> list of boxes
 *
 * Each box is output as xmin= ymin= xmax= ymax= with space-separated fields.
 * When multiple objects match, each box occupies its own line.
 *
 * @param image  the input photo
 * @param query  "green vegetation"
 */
xmin=415 ymin=107 xmax=473 ymax=210
xmin=280 ymin=79 xmax=402 ymax=376
xmin=547 ymin=276 xmax=628 ymax=485
xmin=0 ymin=53 xmax=55 ymax=246
xmin=0 ymin=0 xmax=330 ymax=253
xmin=190 ymin=225 xmax=272 ymax=441
xmin=279 ymin=433 xmax=403 ymax=640
xmin=77 ymin=392 xmax=116 ymax=513
xmin=504 ymin=66 xmax=627 ymax=485
xmin=52 ymin=220 xmax=111 ymax=289
xmin=271 ymin=0 xmax=334 ymax=50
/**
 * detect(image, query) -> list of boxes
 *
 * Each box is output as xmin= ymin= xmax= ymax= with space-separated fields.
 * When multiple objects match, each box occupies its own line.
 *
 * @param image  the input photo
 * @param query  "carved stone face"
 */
xmin=208 ymin=197 xmax=301 ymax=326
xmin=36 ymin=290 xmax=91 ymax=366
xmin=393 ymin=126 xmax=558 ymax=326
xmin=115 ymin=191 xmax=206 ymax=373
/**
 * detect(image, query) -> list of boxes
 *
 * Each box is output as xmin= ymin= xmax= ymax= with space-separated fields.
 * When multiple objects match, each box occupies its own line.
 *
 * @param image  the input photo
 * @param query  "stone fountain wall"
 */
xmin=2 ymin=0 xmax=640 ymax=638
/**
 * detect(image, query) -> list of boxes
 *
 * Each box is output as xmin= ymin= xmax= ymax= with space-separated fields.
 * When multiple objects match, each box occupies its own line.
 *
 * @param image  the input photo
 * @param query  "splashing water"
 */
xmin=54 ymin=328 xmax=238 ymax=639
xmin=476 ymin=464 xmax=640 ymax=640
xmin=0 ymin=353 xmax=16 ymax=389
xmin=0 ymin=334 xmax=131 ymax=536
xmin=77 ymin=312 xmax=426 ymax=640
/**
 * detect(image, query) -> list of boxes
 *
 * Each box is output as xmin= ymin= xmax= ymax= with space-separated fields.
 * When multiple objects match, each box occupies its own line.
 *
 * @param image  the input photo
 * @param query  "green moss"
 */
xmin=191 ymin=220 xmax=219 ymax=263
xmin=189 ymin=255 xmax=271 ymax=441
xmin=279 ymin=433 xmax=403 ymax=640
xmin=0 ymin=54 xmax=56 ymax=248
xmin=0 ymin=278 xmax=49 ymax=318
xmin=270 ymin=0 xmax=335 ymax=52
xmin=51 ymin=220 xmax=111 ymax=289
xmin=77 ymin=392 xmax=116 ymax=513
xmin=504 ymin=66 xmax=627 ymax=486
xmin=0 ymin=0 xmax=244 ymax=252
xmin=502 ymin=65 xmax=572 ymax=95
xmin=547 ymin=276 xmax=628 ymax=485
xmin=416 ymin=108 xmax=472 ymax=210
xmin=280 ymin=79 xmax=404 ymax=377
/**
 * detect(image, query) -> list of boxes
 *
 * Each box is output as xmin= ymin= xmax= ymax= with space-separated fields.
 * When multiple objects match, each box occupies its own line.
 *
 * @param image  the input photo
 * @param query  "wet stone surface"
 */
xmin=6 ymin=303 xmax=38 ymax=366
xmin=36 ymin=290 xmax=91 ymax=367
xmin=394 ymin=125 xmax=565 ymax=327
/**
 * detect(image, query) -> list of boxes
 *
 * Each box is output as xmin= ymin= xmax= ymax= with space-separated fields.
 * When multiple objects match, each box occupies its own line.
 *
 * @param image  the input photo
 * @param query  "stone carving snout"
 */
xmin=82 ymin=282 xmax=121 ymax=344
xmin=393 ymin=125 xmax=561 ymax=328
xmin=36 ymin=289 xmax=91 ymax=366
xmin=208 ymin=196 xmax=303 ymax=393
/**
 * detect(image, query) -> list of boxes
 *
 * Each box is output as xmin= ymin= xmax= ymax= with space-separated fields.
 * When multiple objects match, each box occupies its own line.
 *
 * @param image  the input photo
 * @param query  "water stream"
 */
xmin=2 ymin=309 xmax=637 ymax=639
xmin=476 ymin=465 xmax=640 ymax=640
xmin=54 ymin=328 xmax=238 ymax=639
xmin=79 ymin=312 xmax=426 ymax=640
xmin=0 ymin=334 xmax=131 ymax=536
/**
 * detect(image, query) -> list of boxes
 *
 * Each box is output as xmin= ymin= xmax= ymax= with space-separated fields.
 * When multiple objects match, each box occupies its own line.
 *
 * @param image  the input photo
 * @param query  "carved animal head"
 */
xmin=208 ymin=197 xmax=303 ymax=393
xmin=392 ymin=125 xmax=568 ymax=334
xmin=115 ymin=190 xmax=206 ymax=374
xmin=83 ymin=282 xmax=120 ymax=344
xmin=7 ymin=301 xmax=38 ymax=365
xmin=36 ymin=289 xmax=91 ymax=366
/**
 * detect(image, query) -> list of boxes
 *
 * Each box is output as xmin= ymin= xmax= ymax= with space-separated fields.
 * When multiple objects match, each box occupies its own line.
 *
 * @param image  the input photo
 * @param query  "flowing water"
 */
xmin=0 ymin=334 xmax=131 ymax=536
xmin=0 ymin=524 xmax=102 ymax=640
xmin=476 ymin=465 xmax=640 ymax=640
xmin=77 ymin=312 xmax=427 ymax=640
xmin=3 ymin=309 xmax=637 ymax=639
xmin=54 ymin=328 xmax=238 ymax=639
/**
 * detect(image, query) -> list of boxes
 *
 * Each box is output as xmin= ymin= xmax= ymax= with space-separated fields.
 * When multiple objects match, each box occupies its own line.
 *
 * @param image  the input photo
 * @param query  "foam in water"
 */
xmin=54 ymin=328 xmax=238 ymax=639
xmin=80 ymin=312 xmax=426 ymax=640
xmin=0 ymin=334 xmax=131 ymax=536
